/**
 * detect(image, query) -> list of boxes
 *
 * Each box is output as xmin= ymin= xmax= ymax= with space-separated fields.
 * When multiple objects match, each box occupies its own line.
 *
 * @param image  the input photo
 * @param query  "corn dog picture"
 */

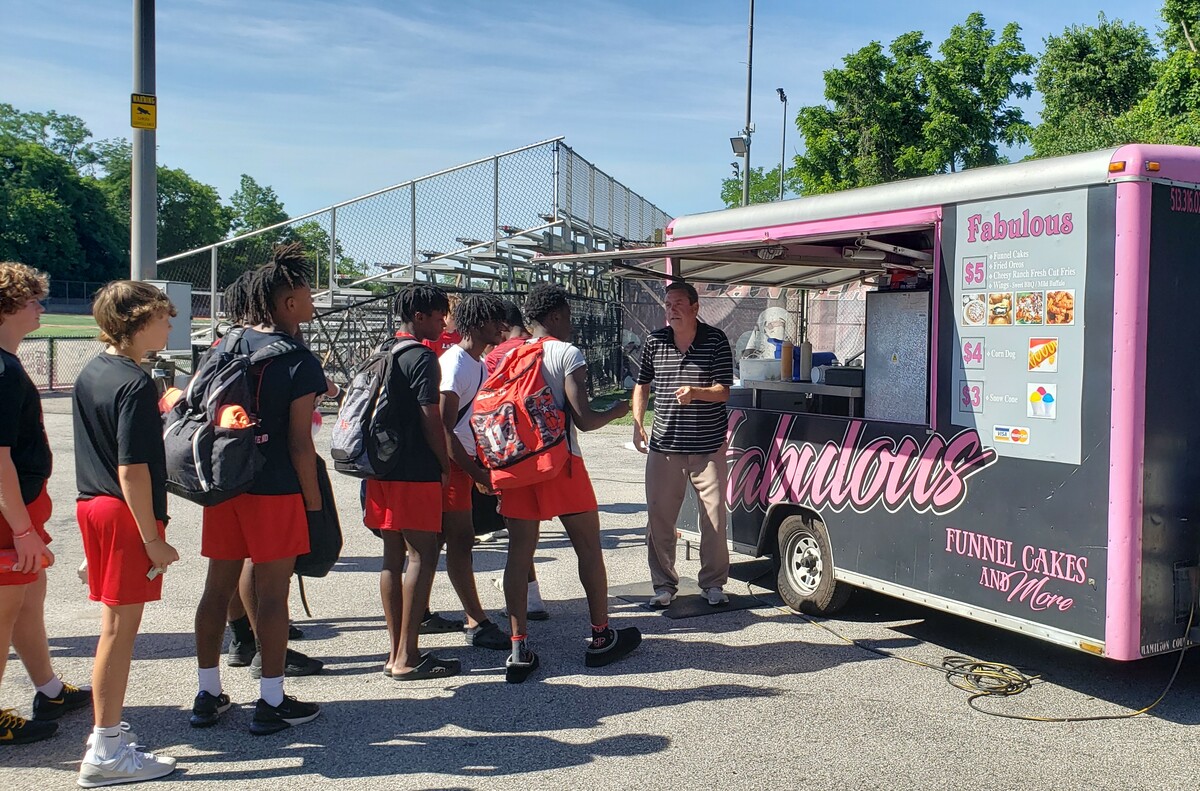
xmin=1028 ymin=337 xmax=1058 ymax=372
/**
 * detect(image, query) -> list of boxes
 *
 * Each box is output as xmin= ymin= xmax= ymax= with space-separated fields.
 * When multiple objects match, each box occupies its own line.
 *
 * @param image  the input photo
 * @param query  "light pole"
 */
xmin=741 ymin=0 xmax=754 ymax=206
xmin=777 ymin=88 xmax=787 ymax=201
xmin=131 ymin=0 xmax=157 ymax=280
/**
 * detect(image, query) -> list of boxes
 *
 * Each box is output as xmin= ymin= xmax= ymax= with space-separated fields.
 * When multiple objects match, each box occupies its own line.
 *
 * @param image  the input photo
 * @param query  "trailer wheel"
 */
xmin=776 ymin=516 xmax=851 ymax=615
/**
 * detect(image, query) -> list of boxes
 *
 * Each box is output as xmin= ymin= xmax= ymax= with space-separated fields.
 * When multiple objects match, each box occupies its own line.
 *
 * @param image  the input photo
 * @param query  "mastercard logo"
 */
xmin=1009 ymin=428 xmax=1029 ymax=444
xmin=993 ymin=426 xmax=1031 ymax=444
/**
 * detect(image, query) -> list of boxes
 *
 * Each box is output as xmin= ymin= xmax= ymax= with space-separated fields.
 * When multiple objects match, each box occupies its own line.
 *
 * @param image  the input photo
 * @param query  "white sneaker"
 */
xmin=704 ymin=587 xmax=729 ymax=606
xmin=648 ymin=589 xmax=676 ymax=608
xmin=77 ymin=743 xmax=176 ymax=788
xmin=85 ymin=722 xmax=140 ymax=750
xmin=477 ymin=529 xmax=508 ymax=543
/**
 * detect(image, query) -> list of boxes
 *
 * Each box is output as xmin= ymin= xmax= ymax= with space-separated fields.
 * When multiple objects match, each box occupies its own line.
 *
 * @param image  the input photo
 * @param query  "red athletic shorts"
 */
xmin=0 ymin=485 xmax=52 ymax=587
xmin=499 ymin=456 xmax=598 ymax=522
xmin=76 ymin=496 xmax=165 ymax=606
xmin=364 ymin=480 xmax=442 ymax=532
xmin=202 ymin=493 xmax=309 ymax=564
xmin=443 ymin=462 xmax=474 ymax=513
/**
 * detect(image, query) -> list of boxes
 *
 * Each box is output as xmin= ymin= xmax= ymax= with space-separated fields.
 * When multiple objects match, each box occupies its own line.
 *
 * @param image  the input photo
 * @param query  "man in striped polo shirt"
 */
xmin=632 ymin=281 xmax=734 ymax=607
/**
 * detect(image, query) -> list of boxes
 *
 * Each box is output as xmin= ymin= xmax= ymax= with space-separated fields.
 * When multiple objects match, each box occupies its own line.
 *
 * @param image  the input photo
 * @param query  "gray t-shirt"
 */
xmin=538 ymin=339 xmax=587 ymax=457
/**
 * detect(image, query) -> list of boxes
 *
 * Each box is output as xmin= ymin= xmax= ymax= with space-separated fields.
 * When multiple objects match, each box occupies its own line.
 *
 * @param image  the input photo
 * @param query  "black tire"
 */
xmin=776 ymin=516 xmax=851 ymax=615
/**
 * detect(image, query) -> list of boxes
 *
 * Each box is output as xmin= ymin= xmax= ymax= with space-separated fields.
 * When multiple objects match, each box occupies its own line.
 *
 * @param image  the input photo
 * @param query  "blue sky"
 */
xmin=1 ymin=0 xmax=1169 ymax=222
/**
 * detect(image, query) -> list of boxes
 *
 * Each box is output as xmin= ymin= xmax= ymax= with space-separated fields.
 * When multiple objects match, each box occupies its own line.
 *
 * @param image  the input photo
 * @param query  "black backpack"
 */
xmin=162 ymin=327 xmax=304 ymax=506
xmin=330 ymin=337 xmax=425 ymax=478
xmin=293 ymin=456 xmax=343 ymax=578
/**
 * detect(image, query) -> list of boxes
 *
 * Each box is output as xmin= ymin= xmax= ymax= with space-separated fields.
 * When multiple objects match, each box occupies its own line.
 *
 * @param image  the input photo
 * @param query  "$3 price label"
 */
xmin=959 ymin=380 xmax=984 ymax=413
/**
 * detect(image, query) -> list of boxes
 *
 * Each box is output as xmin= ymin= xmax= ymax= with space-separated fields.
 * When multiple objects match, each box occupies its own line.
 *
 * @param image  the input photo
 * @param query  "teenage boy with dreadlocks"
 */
xmin=438 ymin=293 xmax=510 ymax=650
xmin=191 ymin=244 xmax=324 ymax=735
xmin=215 ymin=272 xmax=324 ymax=678
xmin=365 ymin=285 xmax=463 ymax=679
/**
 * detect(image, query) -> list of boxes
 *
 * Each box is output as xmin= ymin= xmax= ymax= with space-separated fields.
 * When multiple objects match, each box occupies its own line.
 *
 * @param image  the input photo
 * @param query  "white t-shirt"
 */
xmin=439 ymin=344 xmax=486 ymax=453
xmin=537 ymin=338 xmax=587 ymax=457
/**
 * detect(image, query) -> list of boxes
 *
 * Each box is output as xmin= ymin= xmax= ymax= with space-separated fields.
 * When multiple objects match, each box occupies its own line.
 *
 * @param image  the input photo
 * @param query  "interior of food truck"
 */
xmin=538 ymin=221 xmax=939 ymax=426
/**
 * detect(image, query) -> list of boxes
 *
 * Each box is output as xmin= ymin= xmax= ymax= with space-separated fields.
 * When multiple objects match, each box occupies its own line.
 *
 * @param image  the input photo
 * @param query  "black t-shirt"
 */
xmin=380 ymin=336 xmax=442 ymax=483
xmin=72 ymin=353 xmax=169 ymax=523
xmin=220 ymin=329 xmax=327 ymax=496
xmin=0 ymin=349 xmax=52 ymax=504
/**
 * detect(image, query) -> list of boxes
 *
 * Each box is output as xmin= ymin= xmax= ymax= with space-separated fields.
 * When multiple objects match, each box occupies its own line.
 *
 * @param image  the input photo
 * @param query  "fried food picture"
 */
xmin=1046 ymin=290 xmax=1075 ymax=325
xmin=962 ymin=293 xmax=986 ymax=326
xmin=1015 ymin=291 xmax=1044 ymax=324
xmin=987 ymin=292 xmax=1013 ymax=325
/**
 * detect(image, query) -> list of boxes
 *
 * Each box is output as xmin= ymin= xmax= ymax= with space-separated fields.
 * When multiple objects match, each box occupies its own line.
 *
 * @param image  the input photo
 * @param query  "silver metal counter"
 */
xmin=738 ymin=380 xmax=863 ymax=416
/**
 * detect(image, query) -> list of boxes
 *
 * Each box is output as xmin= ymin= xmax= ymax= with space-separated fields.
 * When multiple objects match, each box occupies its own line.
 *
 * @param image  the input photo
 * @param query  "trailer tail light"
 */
xmin=1078 ymin=642 xmax=1104 ymax=655
xmin=1145 ymin=161 xmax=1161 ymax=172
xmin=1108 ymin=161 xmax=1126 ymax=173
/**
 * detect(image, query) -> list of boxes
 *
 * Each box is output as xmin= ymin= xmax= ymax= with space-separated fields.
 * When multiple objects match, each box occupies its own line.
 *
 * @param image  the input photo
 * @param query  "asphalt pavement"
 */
xmin=2 ymin=398 xmax=1198 ymax=790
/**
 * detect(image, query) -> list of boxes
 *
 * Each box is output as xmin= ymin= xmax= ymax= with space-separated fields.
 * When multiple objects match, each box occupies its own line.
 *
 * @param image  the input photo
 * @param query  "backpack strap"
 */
xmin=248 ymin=336 xmax=306 ymax=364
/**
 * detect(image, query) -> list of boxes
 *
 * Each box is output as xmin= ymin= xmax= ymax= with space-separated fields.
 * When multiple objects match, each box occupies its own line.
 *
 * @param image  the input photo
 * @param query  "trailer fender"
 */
xmin=755 ymin=503 xmax=824 ymax=559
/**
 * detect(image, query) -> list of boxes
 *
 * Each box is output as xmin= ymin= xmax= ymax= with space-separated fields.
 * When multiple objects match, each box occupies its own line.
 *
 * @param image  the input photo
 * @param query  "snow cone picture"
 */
xmin=1027 ymin=384 xmax=1057 ymax=419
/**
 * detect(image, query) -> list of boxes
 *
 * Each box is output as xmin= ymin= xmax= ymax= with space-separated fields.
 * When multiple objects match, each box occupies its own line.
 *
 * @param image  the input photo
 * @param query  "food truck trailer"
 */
xmin=545 ymin=144 xmax=1200 ymax=661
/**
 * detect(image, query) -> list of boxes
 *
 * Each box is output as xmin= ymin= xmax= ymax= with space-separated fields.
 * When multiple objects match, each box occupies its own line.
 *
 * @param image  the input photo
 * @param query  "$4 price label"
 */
xmin=961 ymin=338 xmax=984 ymax=369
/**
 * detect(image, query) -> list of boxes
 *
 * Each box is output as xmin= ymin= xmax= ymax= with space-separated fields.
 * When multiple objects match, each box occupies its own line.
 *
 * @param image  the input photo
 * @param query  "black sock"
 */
xmin=591 ymin=625 xmax=614 ymax=648
xmin=230 ymin=615 xmax=254 ymax=643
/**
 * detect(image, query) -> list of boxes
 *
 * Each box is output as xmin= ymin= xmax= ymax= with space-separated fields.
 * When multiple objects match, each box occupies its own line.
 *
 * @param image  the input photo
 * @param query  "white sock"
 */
xmin=36 ymin=677 xmax=64 ymax=698
xmin=91 ymin=725 xmax=122 ymax=760
xmin=260 ymin=675 xmax=285 ymax=707
xmin=198 ymin=666 xmax=222 ymax=697
xmin=528 ymin=581 xmax=544 ymax=610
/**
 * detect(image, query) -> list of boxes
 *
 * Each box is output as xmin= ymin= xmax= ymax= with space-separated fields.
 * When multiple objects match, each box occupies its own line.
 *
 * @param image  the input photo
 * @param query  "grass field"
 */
xmin=29 ymin=313 xmax=100 ymax=338
xmin=30 ymin=314 xmax=211 ymax=339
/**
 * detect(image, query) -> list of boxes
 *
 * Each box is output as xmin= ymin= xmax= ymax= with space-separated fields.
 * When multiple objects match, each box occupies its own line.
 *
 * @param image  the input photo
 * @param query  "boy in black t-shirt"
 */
xmin=0 ymin=262 xmax=92 ymax=747
xmin=365 ymin=285 xmax=461 ymax=679
xmin=192 ymin=244 xmax=324 ymax=736
xmin=74 ymin=280 xmax=180 ymax=785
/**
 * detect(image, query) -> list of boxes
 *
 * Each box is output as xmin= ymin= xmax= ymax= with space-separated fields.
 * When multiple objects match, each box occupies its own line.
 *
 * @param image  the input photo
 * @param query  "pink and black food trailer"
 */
xmin=547 ymin=145 xmax=1200 ymax=660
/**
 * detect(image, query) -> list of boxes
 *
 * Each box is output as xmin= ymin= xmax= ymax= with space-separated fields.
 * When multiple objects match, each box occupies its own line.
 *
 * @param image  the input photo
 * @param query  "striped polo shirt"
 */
xmin=637 ymin=321 xmax=734 ymax=454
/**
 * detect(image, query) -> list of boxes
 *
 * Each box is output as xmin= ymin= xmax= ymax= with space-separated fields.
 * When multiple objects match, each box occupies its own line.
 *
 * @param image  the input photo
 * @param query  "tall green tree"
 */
xmin=229 ymin=174 xmax=288 ymax=235
xmin=0 ymin=103 xmax=96 ymax=172
xmin=791 ymin=33 xmax=932 ymax=196
xmin=919 ymin=13 xmax=1036 ymax=172
xmin=93 ymin=139 xmax=233 ymax=260
xmin=718 ymin=165 xmax=800 ymax=209
xmin=1031 ymin=15 xmax=1157 ymax=157
xmin=0 ymin=137 xmax=125 ymax=281
xmin=775 ymin=13 xmax=1035 ymax=202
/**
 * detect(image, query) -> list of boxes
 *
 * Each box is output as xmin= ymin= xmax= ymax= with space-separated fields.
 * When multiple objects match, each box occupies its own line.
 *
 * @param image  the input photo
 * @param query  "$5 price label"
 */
xmin=962 ymin=258 xmax=987 ymax=289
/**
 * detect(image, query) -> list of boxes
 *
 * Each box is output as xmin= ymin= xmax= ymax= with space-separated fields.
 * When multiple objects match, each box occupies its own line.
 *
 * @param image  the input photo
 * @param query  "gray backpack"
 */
xmin=330 ymin=337 xmax=425 ymax=478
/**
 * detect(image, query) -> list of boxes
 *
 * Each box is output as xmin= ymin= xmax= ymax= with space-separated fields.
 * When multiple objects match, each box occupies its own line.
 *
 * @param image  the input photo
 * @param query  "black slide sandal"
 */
xmin=392 ymin=654 xmax=461 ymax=680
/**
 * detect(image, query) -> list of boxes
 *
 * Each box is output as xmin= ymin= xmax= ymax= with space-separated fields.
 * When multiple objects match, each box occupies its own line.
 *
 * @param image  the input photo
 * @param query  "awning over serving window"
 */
xmin=532 ymin=223 xmax=937 ymax=289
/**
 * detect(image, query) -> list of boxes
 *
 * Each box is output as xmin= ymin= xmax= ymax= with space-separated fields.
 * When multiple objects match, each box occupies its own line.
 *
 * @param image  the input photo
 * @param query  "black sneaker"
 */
xmin=227 ymin=638 xmax=256 ymax=668
xmin=248 ymin=648 xmax=324 ymax=679
xmin=585 ymin=626 xmax=642 ymax=668
xmin=189 ymin=691 xmax=232 ymax=728
xmin=420 ymin=612 xmax=464 ymax=634
xmin=0 ymin=709 xmax=58 ymax=745
xmin=288 ymin=623 xmax=304 ymax=640
xmin=31 ymin=680 xmax=92 ymax=721
xmin=249 ymin=695 xmax=320 ymax=736
xmin=465 ymin=620 xmax=510 ymax=650
xmin=505 ymin=643 xmax=540 ymax=684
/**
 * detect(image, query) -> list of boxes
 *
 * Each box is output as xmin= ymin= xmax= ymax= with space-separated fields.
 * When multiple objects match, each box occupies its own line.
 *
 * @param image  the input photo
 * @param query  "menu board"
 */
xmin=951 ymin=190 xmax=1087 ymax=465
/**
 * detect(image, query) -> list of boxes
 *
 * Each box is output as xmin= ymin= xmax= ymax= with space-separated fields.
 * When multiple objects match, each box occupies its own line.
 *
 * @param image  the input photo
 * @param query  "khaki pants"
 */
xmin=645 ymin=447 xmax=729 ymax=592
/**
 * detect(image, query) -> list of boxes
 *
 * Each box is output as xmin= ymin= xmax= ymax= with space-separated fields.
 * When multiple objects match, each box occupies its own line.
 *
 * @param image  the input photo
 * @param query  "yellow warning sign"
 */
xmin=131 ymin=94 xmax=156 ymax=130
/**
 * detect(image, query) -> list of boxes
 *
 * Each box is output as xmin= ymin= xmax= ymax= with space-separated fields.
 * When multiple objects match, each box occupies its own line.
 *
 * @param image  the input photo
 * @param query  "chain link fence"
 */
xmin=17 ymin=338 xmax=104 ymax=392
xmin=154 ymin=137 xmax=670 ymax=394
